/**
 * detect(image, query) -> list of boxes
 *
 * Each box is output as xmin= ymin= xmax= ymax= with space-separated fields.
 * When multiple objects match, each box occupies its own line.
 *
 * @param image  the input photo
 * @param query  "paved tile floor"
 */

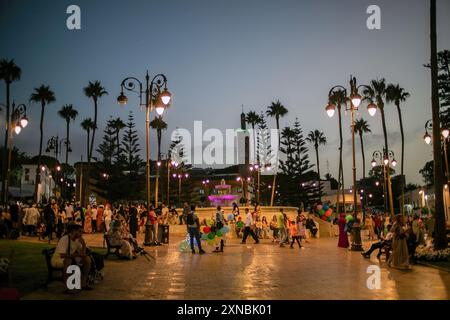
xmin=23 ymin=234 xmax=450 ymax=300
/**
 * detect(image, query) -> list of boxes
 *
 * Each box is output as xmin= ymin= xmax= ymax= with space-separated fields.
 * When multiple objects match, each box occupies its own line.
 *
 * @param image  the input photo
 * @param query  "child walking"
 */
xmin=289 ymin=220 xmax=302 ymax=249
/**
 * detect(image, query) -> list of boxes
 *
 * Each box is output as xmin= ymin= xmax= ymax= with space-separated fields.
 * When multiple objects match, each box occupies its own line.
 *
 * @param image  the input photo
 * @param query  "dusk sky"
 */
xmin=1 ymin=0 xmax=450 ymax=186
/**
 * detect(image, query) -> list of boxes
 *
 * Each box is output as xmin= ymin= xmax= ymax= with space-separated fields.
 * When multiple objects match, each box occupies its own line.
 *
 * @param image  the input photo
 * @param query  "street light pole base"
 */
xmin=350 ymin=226 xmax=364 ymax=251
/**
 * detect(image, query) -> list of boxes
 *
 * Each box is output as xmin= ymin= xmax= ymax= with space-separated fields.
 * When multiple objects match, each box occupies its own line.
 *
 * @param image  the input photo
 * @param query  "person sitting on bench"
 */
xmin=51 ymin=223 xmax=92 ymax=291
xmin=361 ymin=227 xmax=393 ymax=259
xmin=107 ymin=220 xmax=135 ymax=259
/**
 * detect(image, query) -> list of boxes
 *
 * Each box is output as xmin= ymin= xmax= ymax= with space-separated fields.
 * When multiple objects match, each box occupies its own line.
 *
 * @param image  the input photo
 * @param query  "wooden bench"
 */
xmin=42 ymin=248 xmax=63 ymax=285
xmin=103 ymin=234 xmax=121 ymax=259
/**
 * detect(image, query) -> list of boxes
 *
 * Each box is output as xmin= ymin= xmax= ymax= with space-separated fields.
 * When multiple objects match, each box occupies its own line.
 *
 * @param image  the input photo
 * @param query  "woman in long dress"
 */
xmin=388 ymin=214 xmax=411 ymax=270
xmin=97 ymin=205 xmax=104 ymax=232
xmin=338 ymin=213 xmax=349 ymax=248
xmin=83 ymin=205 xmax=92 ymax=234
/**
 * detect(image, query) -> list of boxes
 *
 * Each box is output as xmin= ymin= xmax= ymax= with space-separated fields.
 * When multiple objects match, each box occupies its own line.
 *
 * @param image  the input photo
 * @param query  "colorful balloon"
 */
xmin=323 ymin=203 xmax=329 ymax=210
xmin=203 ymin=226 xmax=211 ymax=234
xmin=317 ymin=205 xmax=323 ymax=211
xmin=220 ymin=226 xmax=230 ymax=234
xmin=227 ymin=214 xmax=234 ymax=221
xmin=207 ymin=232 xmax=216 ymax=240
xmin=325 ymin=209 xmax=332 ymax=217
xmin=319 ymin=209 xmax=325 ymax=216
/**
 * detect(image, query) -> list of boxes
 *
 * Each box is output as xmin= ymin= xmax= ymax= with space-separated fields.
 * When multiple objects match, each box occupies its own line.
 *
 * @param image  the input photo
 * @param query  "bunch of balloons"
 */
xmin=201 ymin=225 xmax=230 ymax=246
xmin=179 ymin=225 xmax=231 ymax=252
xmin=345 ymin=214 xmax=354 ymax=223
xmin=317 ymin=203 xmax=333 ymax=223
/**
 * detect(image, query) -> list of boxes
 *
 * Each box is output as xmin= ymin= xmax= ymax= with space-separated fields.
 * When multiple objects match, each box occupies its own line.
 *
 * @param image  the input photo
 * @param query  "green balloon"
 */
xmin=207 ymin=232 xmax=216 ymax=240
xmin=216 ymin=230 xmax=223 ymax=237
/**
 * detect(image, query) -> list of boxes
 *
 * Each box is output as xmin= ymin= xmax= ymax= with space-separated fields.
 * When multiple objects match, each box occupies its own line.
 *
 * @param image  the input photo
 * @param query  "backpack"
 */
xmin=186 ymin=212 xmax=195 ymax=225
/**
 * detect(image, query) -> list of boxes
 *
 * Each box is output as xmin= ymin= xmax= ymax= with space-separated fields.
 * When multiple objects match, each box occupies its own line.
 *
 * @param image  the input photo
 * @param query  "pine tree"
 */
xmin=278 ymin=118 xmax=316 ymax=207
xmin=96 ymin=118 xmax=116 ymax=165
xmin=122 ymin=111 xmax=144 ymax=173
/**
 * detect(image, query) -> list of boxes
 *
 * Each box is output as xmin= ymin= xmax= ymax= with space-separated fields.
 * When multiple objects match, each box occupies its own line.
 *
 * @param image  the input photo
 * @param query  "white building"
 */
xmin=18 ymin=164 xmax=55 ymax=202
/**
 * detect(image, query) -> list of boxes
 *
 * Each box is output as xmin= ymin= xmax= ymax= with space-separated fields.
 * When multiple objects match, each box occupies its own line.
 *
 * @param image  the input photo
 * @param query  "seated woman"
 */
xmin=107 ymin=220 xmax=135 ymax=259
xmin=51 ymin=223 xmax=92 ymax=291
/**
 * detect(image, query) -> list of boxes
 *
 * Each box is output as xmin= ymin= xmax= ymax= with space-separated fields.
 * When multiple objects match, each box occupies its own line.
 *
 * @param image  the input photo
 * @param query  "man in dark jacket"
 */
xmin=41 ymin=203 xmax=55 ymax=243
xmin=129 ymin=203 xmax=138 ymax=238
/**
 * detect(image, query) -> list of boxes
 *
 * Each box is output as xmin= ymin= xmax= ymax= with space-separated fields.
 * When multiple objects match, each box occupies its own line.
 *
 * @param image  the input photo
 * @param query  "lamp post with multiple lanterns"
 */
xmin=4 ymin=102 xmax=28 ymax=203
xmin=371 ymin=149 xmax=397 ymax=216
xmin=423 ymin=119 xmax=449 ymax=183
xmin=325 ymin=76 xmax=376 ymax=251
xmin=117 ymin=71 xmax=172 ymax=208
xmin=249 ymin=163 xmax=271 ymax=204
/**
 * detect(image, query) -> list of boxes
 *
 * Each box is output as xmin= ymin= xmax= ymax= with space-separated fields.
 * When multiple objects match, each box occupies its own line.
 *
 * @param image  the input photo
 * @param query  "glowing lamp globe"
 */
xmin=20 ymin=116 xmax=29 ymax=128
xmin=14 ymin=125 xmax=21 ymax=135
xmin=351 ymin=94 xmax=362 ymax=108
xmin=424 ymin=133 xmax=432 ymax=145
xmin=391 ymin=159 xmax=397 ymax=167
xmin=325 ymin=103 xmax=336 ymax=118
xmin=442 ymin=128 xmax=450 ymax=139
xmin=371 ymin=159 xmax=377 ymax=168
xmin=367 ymin=103 xmax=377 ymax=117
xmin=159 ymin=89 xmax=172 ymax=105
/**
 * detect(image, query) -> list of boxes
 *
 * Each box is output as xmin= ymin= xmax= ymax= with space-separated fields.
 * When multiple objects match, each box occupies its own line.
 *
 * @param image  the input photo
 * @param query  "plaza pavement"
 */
xmin=21 ymin=233 xmax=450 ymax=300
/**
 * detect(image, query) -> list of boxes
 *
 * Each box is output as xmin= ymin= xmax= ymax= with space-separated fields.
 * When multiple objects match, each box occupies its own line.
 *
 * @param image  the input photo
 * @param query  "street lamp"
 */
xmin=424 ymin=119 xmax=449 ymax=183
xmin=174 ymin=172 xmax=188 ymax=207
xmin=326 ymin=76 xmax=374 ymax=251
xmin=118 ymin=71 xmax=172 ymax=208
xmin=4 ymin=102 xmax=28 ymax=203
xmin=372 ymin=149 xmax=395 ymax=216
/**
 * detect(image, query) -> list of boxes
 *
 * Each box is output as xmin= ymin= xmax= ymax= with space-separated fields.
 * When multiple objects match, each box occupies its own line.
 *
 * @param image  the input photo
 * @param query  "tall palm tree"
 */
xmin=57 ymin=104 xmax=78 ymax=166
xmin=246 ymin=111 xmax=262 ymax=164
xmin=266 ymin=100 xmax=288 ymax=206
xmin=329 ymin=89 xmax=347 ymax=214
xmin=110 ymin=117 xmax=126 ymax=159
xmin=81 ymin=118 xmax=95 ymax=206
xmin=363 ymin=78 xmax=394 ymax=216
xmin=306 ymin=130 xmax=327 ymax=202
xmin=430 ymin=0 xmax=446 ymax=249
xmin=0 ymin=58 xmax=21 ymax=204
xmin=150 ymin=116 xmax=168 ymax=205
xmin=83 ymin=81 xmax=108 ymax=161
xmin=30 ymin=85 xmax=56 ymax=202
xmin=354 ymin=118 xmax=371 ymax=181
xmin=386 ymin=84 xmax=410 ymax=214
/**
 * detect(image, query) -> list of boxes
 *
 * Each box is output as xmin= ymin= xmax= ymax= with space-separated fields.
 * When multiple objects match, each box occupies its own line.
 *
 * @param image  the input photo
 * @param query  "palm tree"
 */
xmin=81 ymin=118 xmax=95 ymax=206
xmin=363 ymin=78 xmax=394 ymax=216
xmin=329 ymin=89 xmax=347 ymax=214
xmin=150 ymin=116 xmax=168 ymax=205
xmin=386 ymin=84 xmax=410 ymax=214
xmin=30 ymin=85 xmax=56 ymax=202
xmin=354 ymin=118 xmax=371 ymax=181
xmin=57 ymin=104 xmax=78 ymax=165
xmin=0 ymin=58 xmax=21 ymax=204
xmin=430 ymin=0 xmax=446 ymax=249
xmin=306 ymin=130 xmax=327 ymax=202
xmin=246 ymin=111 xmax=262 ymax=164
xmin=83 ymin=81 xmax=108 ymax=161
xmin=110 ymin=117 xmax=126 ymax=159
xmin=266 ymin=100 xmax=288 ymax=206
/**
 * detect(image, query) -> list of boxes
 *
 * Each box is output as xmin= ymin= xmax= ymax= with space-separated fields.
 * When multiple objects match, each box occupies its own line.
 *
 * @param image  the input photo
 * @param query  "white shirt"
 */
xmin=53 ymin=235 xmax=83 ymax=259
xmin=245 ymin=212 xmax=253 ymax=227
xmin=91 ymin=208 xmax=97 ymax=220
xmin=65 ymin=205 xmax=74 ymax=219
xmin=23 ymin=207 xmax=40 ymax=225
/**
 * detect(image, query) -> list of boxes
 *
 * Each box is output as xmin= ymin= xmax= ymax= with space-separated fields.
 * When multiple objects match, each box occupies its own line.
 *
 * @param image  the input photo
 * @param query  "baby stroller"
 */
xmin=87 ymin=250 xmax=105 ymax=286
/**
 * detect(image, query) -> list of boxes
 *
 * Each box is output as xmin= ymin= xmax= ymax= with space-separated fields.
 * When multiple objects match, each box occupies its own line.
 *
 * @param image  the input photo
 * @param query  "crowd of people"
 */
xmin=334 ymin=208 xmax=437 ymax=270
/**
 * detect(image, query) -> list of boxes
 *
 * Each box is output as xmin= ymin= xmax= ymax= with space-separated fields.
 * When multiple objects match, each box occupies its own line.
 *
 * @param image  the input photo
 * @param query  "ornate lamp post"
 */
xmin=4 ymin=102 xmax=28 ymax=201
xmin=117 ymin=71 xmax=172 ymax=208
xmin=325 ymin=76 xmax=376 ymax=251
xmin=371 ymin=149 xmax=397 ymax=216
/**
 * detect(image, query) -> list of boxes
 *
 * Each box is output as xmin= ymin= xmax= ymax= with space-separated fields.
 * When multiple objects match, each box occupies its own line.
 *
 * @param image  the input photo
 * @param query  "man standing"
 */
xmin=186 ymin=204 xmax=205 ymax=254
xmin=65 ymin=202 xmax=73 ymax=223
xmin=180 ymin=202 xmax=189 ymax=225
xmin=129 ymin=203 xmax=138 ymax=239
xmin=22 ymin=203 xmax=40 ymax=236
xmin=241 ymin=208 xmax=259 ymax=244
